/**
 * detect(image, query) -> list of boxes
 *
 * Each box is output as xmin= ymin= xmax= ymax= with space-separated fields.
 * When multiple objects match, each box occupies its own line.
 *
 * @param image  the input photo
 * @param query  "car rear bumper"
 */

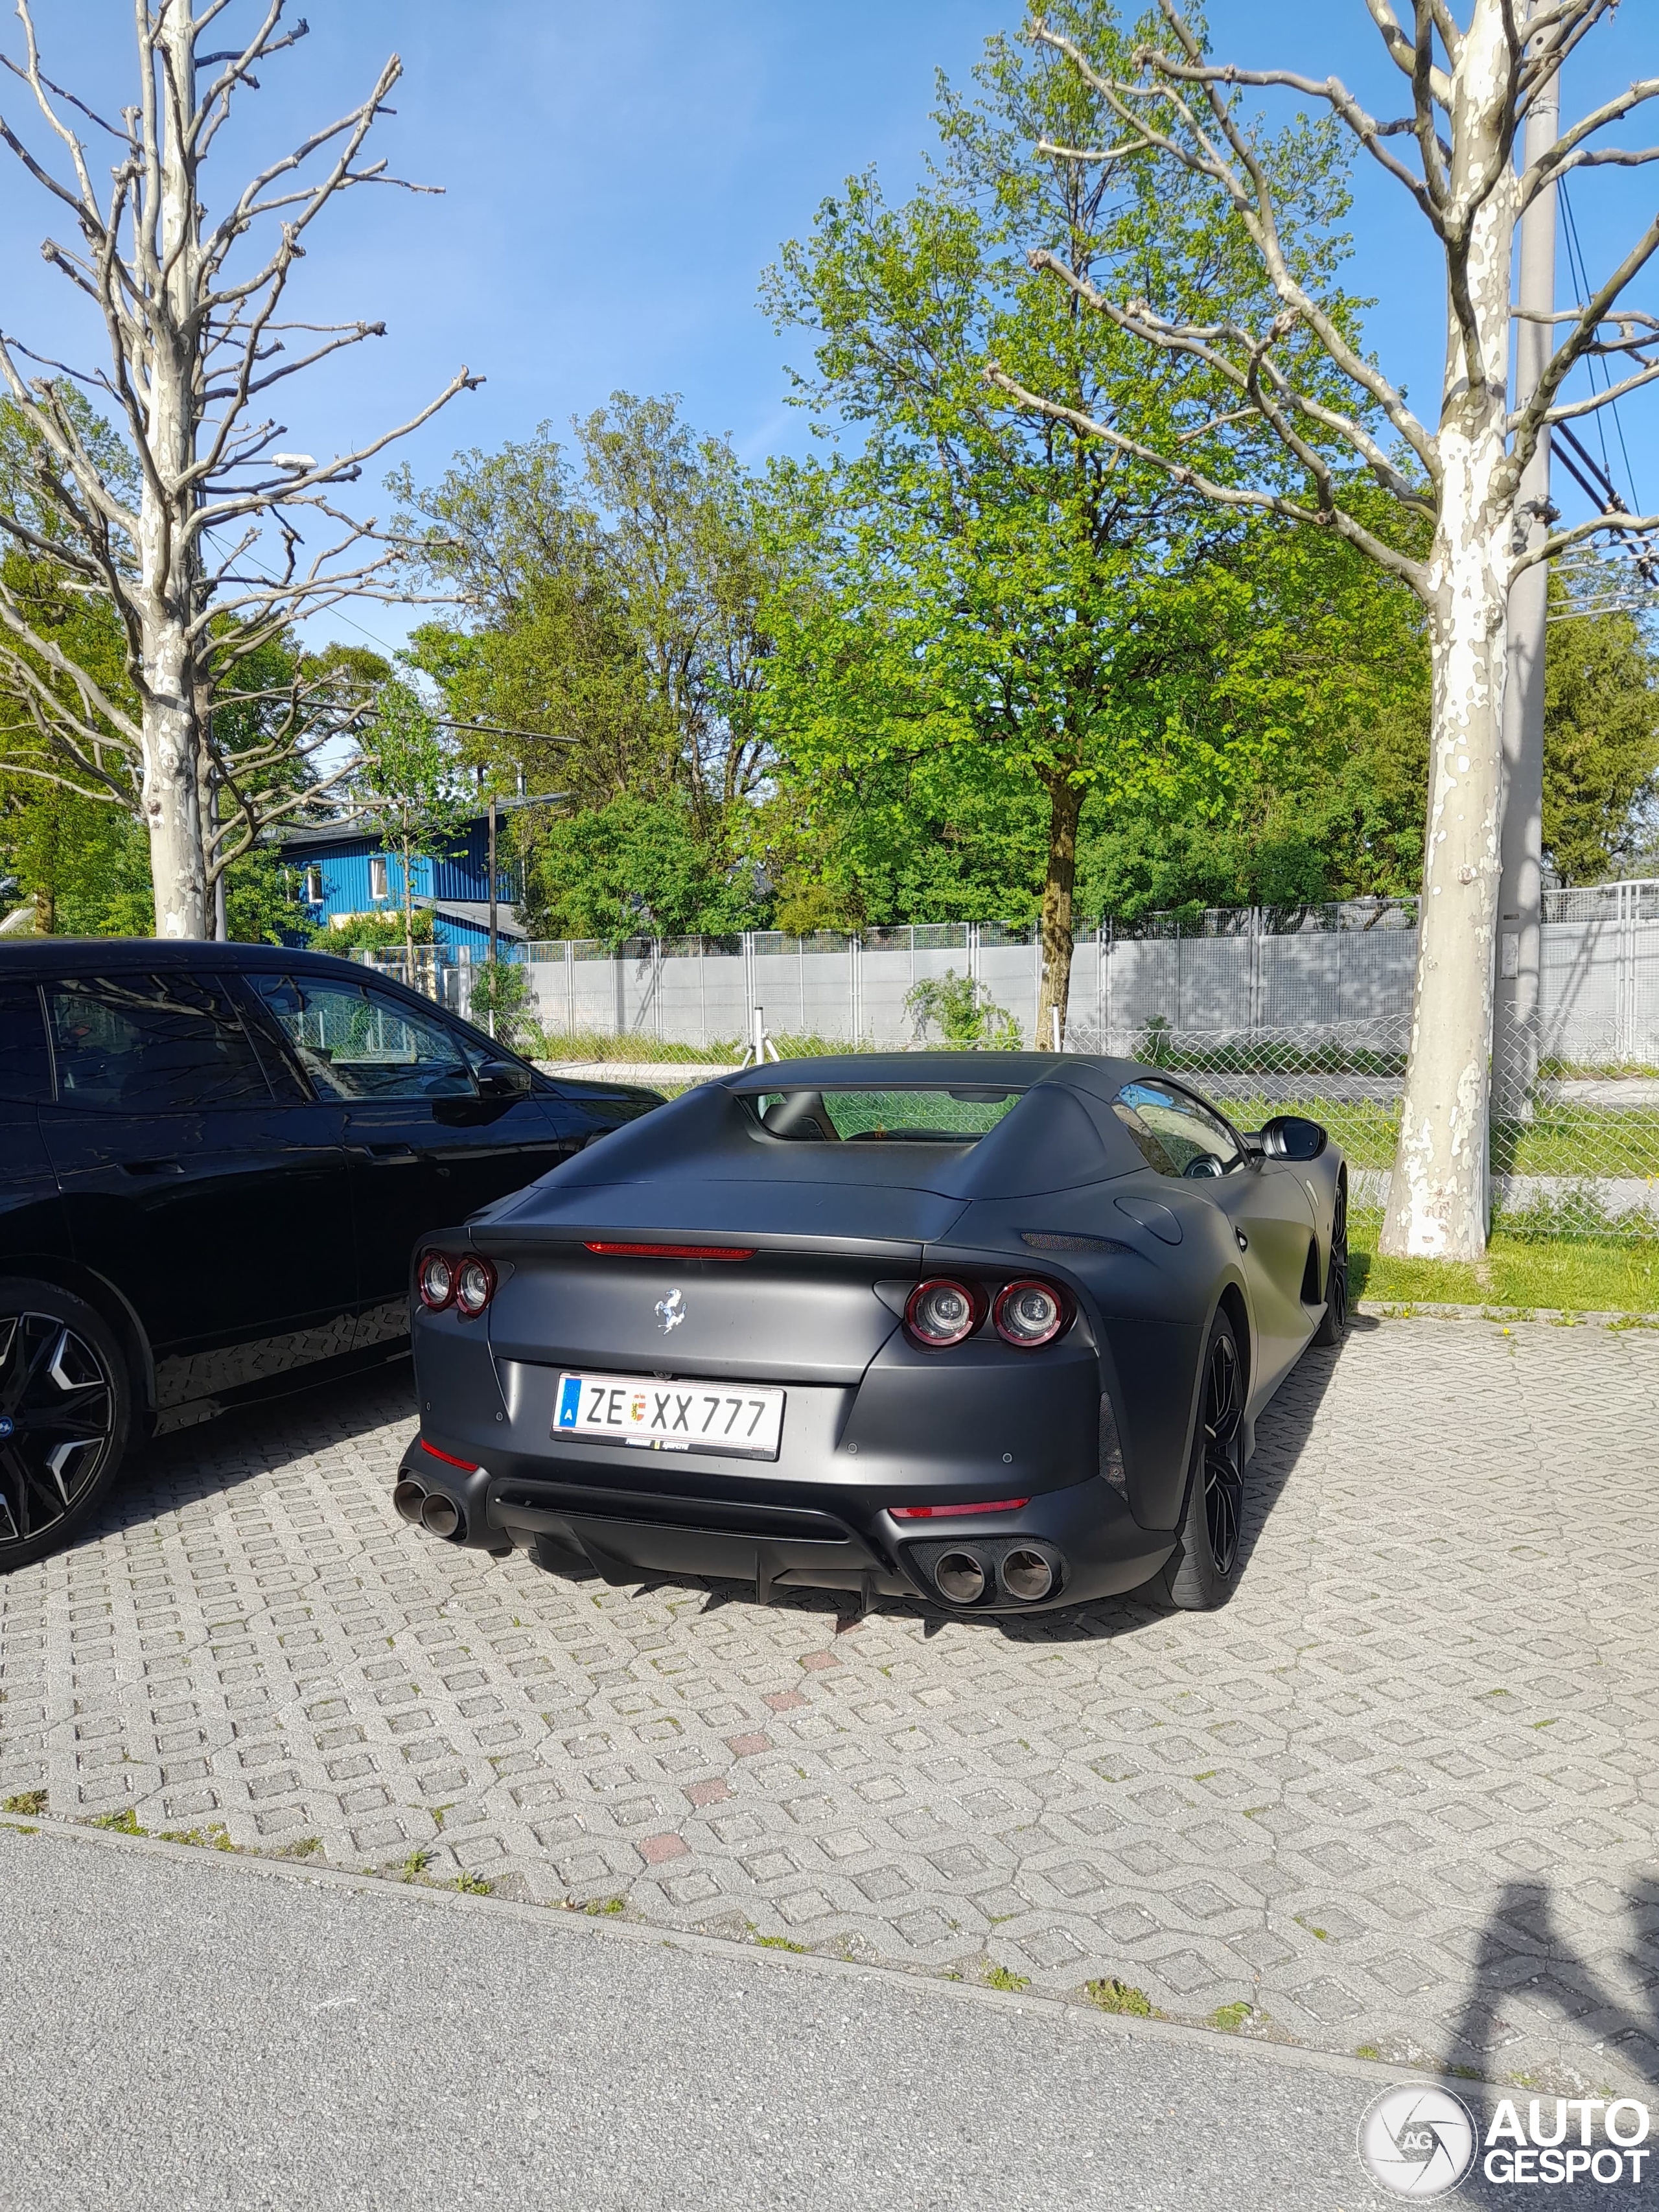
xmin=393 ymin=1437 xmax=1176 ymax=1614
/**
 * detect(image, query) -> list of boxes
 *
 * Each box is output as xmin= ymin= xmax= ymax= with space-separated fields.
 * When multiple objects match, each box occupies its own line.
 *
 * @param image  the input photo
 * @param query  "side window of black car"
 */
xmin=1113 ymin=1080 xmax=1244 ymax=1180
xmin=245 ymin=973 xmax=476 ymax=1102
xmin=45 ymin=974 xmax=272 ymax=1111
xmin=0 ymin=983 xmax=52 ymax=1104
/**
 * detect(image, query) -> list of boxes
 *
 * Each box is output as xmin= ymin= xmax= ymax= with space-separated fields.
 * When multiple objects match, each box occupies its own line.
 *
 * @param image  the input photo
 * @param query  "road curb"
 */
xmin=0 ymin=1813 xmax=1492 ymax=2096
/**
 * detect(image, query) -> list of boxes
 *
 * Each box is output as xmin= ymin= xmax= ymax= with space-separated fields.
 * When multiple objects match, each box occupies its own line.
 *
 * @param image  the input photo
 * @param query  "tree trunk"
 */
xmin=1380 ymin=7 xmax=1518 ymax=1261
xmin=1036 ymin=773 xmax=1084 ymax=1049
xmin=137 ymin=4 xmax=209 ymax=940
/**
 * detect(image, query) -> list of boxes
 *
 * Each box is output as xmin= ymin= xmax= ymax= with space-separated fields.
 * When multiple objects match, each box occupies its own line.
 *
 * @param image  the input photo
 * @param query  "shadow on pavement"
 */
xmin=86 ymin=1356 xmax=419 ymax=1547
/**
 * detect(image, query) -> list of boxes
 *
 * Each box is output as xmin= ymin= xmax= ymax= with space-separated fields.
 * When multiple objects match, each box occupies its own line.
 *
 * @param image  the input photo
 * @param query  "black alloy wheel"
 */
xmin=1312 ymin=1174 xmax=1350 ymax=1346
xmin=0 ymin=1288 xmax=129 ymax=1570
xmin=1199 ymin=1329 xmax=1244 ymax=1576
xmin=1165 ymin=1311 xmax=1246 ymax=1611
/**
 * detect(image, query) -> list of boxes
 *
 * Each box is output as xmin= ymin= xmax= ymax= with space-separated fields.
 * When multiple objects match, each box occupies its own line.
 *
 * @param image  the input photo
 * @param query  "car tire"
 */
xmin=1163 ymin=1309 xmax=1246 ymax=1612
xmin=0 ymin=1279 xmax=132 ymax=1574
xmin=1311 ymin=1173 xmax=1349 ymax=1347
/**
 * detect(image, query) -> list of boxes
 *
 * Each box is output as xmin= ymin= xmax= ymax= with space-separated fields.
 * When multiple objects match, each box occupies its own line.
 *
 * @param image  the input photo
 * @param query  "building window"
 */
xmin=369 ymin=856 xmax=388 ymax=902
xmin=303 ymin=865 xmax=323 ymax=905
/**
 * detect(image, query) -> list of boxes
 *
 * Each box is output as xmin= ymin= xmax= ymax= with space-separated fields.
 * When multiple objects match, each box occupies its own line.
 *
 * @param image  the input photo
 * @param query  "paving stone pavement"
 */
xmin=3 ymin=1315 xmax=1656 ymax=2093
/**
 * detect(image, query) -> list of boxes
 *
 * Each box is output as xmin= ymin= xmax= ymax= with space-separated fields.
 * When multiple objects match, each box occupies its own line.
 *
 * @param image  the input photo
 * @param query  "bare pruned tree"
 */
xmin=990 ymin=1 xmax=1659 ymax=1261
xmin=0 ymin=1 xmax=479 ymax=938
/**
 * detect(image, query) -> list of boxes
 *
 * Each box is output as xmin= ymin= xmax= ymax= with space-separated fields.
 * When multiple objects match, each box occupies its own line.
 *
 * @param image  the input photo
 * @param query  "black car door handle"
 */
xmin=348 ymin=1142 xmax=419 ymax=1163
xmin=122 ymin=1159 xmax=185 ymax=1176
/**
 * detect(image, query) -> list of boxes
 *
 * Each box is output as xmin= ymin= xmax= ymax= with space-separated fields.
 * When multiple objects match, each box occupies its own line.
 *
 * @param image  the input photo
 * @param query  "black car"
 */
xmin=396 ymin=1053 xmax=1348 ymax=1615
xmin=0 ymin=940 xmax=660 ymax=1570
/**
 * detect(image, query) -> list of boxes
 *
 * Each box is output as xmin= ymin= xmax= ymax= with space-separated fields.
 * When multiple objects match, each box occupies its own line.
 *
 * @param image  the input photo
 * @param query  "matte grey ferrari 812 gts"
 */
xmin=396 ymin=1054 xmax=1348 ymax=1614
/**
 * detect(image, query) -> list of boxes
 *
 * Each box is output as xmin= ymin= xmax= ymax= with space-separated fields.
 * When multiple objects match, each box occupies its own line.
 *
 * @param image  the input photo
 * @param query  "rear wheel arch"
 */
xmin=0 ymin=1255 xmax=154 ymax=1413
xmin=1215 ymin=1280 xmax=1252 ymax=1405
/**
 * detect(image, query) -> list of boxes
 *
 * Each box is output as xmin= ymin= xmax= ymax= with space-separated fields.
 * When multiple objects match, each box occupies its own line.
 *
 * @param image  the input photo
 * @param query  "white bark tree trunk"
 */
xmin=137 ymin=5 xmax=207 ymax=940
xmin=1380 ymin=5 xmax=1518 ymax=1261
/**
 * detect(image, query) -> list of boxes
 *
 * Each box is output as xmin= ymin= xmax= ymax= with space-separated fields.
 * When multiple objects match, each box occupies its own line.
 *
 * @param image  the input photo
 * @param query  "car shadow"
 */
xmin=84 ymin=1356 xmax=419 ymax=1548
xmin=680 ymin=1324 xmax=1363 ymax=1646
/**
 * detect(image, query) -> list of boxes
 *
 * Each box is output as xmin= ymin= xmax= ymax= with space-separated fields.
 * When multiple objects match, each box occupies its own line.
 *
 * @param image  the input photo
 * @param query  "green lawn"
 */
xmin=1349 ymin=1217 xmax=1659 ymax=1314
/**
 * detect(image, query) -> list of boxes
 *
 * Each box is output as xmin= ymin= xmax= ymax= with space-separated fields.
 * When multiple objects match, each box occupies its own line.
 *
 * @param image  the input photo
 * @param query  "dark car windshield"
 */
xmin=748 ymin=1086 xmax=1026 ymax=1143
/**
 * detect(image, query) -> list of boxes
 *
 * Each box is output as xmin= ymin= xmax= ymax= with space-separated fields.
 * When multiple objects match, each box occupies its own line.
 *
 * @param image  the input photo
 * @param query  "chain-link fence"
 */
xmin=346 ymin=891 xmax=1659 ymax=1239
xmin=1062 ymin=1012 xmax=1659 ymax=1242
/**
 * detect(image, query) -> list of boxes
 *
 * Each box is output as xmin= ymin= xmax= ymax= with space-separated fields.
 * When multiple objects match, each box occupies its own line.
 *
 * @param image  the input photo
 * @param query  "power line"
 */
xmin=1559 ymin=179 xmax=1643 ymax=518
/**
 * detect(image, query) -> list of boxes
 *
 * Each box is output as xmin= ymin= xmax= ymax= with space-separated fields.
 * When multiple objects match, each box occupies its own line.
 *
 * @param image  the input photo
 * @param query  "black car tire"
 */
xmin=1163 ymin=1309 xmax=1246 ymax=1612
xmin=1311 ymin=1173 xmax=1349 ymax=1347
xmin=0 ymin=1279 xmax=132 ymax=1574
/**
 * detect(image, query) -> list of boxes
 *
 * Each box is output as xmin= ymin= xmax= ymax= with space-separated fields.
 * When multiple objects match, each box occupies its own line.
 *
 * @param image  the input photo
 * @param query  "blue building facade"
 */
xmin=277 ymin=813 xmax=529 ymax=956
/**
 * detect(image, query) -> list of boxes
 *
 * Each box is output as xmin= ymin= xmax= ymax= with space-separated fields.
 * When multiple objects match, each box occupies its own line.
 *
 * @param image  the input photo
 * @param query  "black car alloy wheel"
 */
xmin=1314 ymin=1174 xmax=1349 ymax=1346
xmin=1200 ymin=1329 xmax=1244 ymax=1577
xmin=0 ymin=1311 xmax=120 ymax=1550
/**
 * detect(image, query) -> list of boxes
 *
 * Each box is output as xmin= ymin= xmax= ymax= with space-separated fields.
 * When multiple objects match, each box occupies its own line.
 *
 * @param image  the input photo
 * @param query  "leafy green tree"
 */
xmin=521 ymin=793 xmax=765 ymax=942
xmin=759 ymin=6 xmax=1359 ymax=1038
xmin=1542 ymin=566 xmax=1659 ymax=885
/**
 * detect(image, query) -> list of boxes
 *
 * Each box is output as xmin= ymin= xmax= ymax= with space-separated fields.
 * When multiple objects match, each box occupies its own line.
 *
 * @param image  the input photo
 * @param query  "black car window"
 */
xmin=245 ymin=973 xmax=476 ymax=1101
xmin=0 ymin=982 xmax=51 ymax=1101
xmin=1113 ymin=1080 xmax=1244 ymax=1180
xmin=0 ymin=983 xmax=51 ymax=1104
xmin=46 ymin=973 xmax=272 ymax=1110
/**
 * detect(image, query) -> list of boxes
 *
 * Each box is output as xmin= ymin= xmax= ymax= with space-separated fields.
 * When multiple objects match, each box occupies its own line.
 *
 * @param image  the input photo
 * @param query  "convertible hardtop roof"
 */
xmin=722 ymin=1051 xmax=1149 ymax=1094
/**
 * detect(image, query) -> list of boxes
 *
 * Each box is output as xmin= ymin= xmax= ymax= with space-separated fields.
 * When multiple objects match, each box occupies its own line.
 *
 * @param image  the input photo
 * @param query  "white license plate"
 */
xmin=553 ymin=1373 xmax=785 ymax=1461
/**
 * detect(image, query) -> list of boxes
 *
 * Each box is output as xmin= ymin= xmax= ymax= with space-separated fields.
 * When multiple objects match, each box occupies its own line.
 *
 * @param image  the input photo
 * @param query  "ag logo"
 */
xmin=655 ymin=1288 xmax=686 ymax=1334
xmin=1357 ymin=2084 xmax=1478 ymax=2199
xmin=0 ymin=1415 xmax=12 ymax=1440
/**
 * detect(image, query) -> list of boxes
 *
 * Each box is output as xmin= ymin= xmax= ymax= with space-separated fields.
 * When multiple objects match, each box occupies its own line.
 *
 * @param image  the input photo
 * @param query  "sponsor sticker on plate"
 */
xmin=554 ymin=1373 xmax=785 ymax=1461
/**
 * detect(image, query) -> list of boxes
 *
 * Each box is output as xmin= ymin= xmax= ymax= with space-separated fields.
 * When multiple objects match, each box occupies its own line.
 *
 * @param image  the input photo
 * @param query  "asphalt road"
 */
xmin=1 ymin=1825 xmax=1633 ymax=2212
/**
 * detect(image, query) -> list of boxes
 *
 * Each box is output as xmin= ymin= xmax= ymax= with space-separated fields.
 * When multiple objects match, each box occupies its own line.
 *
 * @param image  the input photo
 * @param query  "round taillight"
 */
xmin=993 ymin=1279 xmax=1067 ymax=1347
xmin=417 ymin=1250 xmax=454 ymax=1310
xmin=454 ymin=1257 xmax=496 ymax=1318
xmin=905 ymin=1278 xmax=981 ymax=1349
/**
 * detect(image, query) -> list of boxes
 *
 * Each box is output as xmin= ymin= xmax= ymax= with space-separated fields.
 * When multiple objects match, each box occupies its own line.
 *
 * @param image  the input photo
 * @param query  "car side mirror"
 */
xmin=476 ymin=1058 xmax=533 ymax=1102
xmin=1259 ymin=1113 xmax=1327 ymax=1162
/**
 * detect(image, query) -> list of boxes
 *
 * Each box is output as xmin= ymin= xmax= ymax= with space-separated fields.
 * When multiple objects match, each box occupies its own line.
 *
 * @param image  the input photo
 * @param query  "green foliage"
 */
xmin=904 ymin=968 xmax=1022 ymax=1049
xmin=757 ymin=7 xmax=1374 ymax=999
xmin=1085 ymin=1976 xmax=1154 ymax=2017
xmin=321 ymin=907 xmax=437 ymax=951
xmin=1543 ymin=563 xmax=1659 ymax=883
xmin=523 ymin=793 xmax=765 ymax=941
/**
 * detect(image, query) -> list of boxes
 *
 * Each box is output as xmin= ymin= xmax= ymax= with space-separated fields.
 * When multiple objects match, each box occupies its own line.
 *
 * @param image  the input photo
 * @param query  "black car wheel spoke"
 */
xmin=0 ymin=1314 xmax=117 ymax=1548
xmin=1200 ymin=1333 xmax=1244 ymax=1577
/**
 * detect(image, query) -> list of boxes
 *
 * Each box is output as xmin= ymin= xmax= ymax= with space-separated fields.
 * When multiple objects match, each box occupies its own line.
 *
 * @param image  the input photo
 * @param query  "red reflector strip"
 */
xmin=890 ymin=1497 xmax=1030 ymax=1520
xmin=419 ymin=1439 xmax=479 ymax=1472
xmin=583 ymin=1242 xmax=756 ymax=1261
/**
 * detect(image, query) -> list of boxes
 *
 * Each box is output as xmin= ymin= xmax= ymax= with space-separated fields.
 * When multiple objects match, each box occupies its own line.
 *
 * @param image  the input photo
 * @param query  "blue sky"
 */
xmin=0 ymin=3 xmax=1654 ymax=658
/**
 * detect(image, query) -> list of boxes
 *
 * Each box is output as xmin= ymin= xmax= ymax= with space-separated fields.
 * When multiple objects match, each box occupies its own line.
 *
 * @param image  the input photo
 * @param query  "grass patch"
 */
xmin=3 ymin=1791 xmax=47 ymax=1817
xmin=984 ymin=1963 xmax=1031 ymax=1993
xmin=1349 ymin=1215 xmax=1659 ymax=1313
xmin=756 ymin=1935 xmax=809 ymax=1953
xmin=1209 ymin=2001 xmax=1257 ymax=2033
xmin=399 ymin=1847 xmax=433 ymax=1881
xmin=454 ymin=1870 xmax=494 ymax=1895
xmin=1085 ymin=1976 xmax=1153 ymax=2017
xmin=577 ymin=1894 xmax=626 ymax=1916
xmin=90 ymin=1808 xmax=141 ymax=1834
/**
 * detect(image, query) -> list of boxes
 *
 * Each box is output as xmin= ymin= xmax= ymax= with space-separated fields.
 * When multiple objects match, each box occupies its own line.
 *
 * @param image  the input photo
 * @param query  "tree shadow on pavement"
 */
xmin=85 ymin=1356 xmax=419 ymax=1547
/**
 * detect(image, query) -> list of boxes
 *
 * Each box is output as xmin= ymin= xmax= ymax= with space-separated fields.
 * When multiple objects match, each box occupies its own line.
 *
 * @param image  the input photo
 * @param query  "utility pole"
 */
xmin=1494 ymin=6 xmax=1558 ymax=1115
xmin=486 ymin=792 xmax=498 ymax=1039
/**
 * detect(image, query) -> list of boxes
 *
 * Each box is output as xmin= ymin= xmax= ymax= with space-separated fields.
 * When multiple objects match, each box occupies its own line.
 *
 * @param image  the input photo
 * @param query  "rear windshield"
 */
xmin=748 ymin=1086 xmax=1025 ymax=1143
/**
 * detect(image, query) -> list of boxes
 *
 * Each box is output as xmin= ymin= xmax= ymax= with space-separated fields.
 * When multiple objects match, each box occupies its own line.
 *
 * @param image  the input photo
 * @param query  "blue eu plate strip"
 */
xmin=555 ymin=1375 xmax=582 ymax=1430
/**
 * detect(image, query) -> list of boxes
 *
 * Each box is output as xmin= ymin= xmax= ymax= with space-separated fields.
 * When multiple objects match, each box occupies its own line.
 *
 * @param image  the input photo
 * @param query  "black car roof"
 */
xmin=0 ymin=937 xmax=402 ymax=988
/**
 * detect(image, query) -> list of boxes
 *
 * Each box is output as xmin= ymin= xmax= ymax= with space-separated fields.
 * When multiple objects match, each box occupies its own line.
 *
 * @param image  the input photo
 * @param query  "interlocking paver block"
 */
xmin=3 ymin=1319 xmax=1656 ymax=2090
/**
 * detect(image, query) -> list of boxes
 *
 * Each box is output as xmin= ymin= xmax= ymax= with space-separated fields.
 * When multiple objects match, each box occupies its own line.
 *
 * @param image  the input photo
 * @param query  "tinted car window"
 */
xmin=246 ymin=973 xmax=476 ymax=1101
xmin=0 ymin=982 xmax=51 ymax=1103
xmin=1113 ymin=1080 xmax=1243 ymax=1180
xmin=46 ymin=973 xmax=272 ymax=1110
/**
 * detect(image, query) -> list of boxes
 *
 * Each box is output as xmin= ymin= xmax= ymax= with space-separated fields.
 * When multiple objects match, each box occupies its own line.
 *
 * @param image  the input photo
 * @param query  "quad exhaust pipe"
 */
xmin=393 ymin=1478 xmax=466 ymax=1543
